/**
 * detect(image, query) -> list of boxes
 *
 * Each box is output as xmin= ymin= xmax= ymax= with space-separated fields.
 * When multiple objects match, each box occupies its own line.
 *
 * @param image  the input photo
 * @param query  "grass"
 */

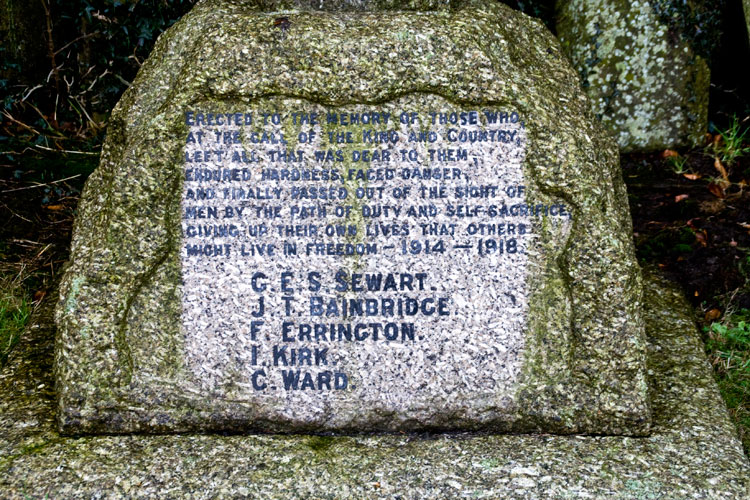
xmin=702 ymin=117 xmax=750 ymax=454
xmin=0 ymin=150 xmax=93 ymax=368
xmin=659 ymin=115 xmax=749 ymax=186
xmin=0 ymin=274 xmax=33 ymax=367
xmin=709 ymin=116 xmax=750 ymax=168
xmin=663 ymin=151 xmax=690 ymax=175
xmin=704 ymin=307 xmax=750 ymax=453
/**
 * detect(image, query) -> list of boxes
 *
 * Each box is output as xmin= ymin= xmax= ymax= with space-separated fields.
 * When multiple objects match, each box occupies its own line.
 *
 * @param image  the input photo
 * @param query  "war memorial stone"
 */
xmin=2 ymin=1 xmax=748 ymax=498
xmin=181 ymin=100 xmax=537 ymax=425
xmin=53 ymin=0 xmax=650 ymax=435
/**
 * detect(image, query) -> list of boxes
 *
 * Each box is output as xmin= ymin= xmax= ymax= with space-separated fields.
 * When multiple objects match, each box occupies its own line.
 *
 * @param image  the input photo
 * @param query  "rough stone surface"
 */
xmin=556 ymin=0 xmax=710 ymax=152
xmin=4 ymin=274 xmax=749 ymax=498
xmin=55 ymin=0 xmax=648 ymax=435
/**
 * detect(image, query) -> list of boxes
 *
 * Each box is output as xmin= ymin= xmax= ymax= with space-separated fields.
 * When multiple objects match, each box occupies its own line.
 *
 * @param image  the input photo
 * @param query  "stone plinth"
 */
xmin=3 ymin=274 xmax=748 ymax=498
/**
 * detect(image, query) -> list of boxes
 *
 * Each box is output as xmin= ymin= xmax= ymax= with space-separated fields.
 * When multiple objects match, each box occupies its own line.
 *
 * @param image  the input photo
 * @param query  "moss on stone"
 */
xmin=556 ymin=0 xmax=710 ymax=151
xmin=0 ymin=274 xmax=747 ymax=497
xmin=305 ymin=435 xmax=336 ymax=453
xmin=54 ymin=0 xmax=648 ymax=435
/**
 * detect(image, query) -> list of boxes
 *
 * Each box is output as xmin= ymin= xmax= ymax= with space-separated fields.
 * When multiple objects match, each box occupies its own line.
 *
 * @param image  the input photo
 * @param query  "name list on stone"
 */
xmin=180 ymin=101 xmax=570 ymax=397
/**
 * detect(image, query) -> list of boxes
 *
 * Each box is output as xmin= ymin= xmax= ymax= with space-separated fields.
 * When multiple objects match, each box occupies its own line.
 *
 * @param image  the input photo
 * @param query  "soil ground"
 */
xmin=624 ymin=148 xmax=750 ymax=311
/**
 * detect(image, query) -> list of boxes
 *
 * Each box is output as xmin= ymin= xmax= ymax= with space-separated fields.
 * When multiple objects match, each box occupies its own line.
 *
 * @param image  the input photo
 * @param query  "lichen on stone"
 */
xmin=1 ymin=274 xmax=747 ymax=498
xmin=556 ymin=0 xmax=710 ymax=151
xmin=54 ymin=0 xmax=649 ymax=435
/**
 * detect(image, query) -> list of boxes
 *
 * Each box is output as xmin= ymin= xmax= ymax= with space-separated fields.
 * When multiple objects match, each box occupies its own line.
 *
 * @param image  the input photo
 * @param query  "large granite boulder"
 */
xmin=556 ymin=0 xmax=711 ymax=152
xmin=55 ymin=0 xmax=649 ymax=436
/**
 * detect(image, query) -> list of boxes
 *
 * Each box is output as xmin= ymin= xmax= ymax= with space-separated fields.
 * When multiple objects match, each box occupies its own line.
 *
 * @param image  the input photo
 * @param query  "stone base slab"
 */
xmin=1 ymin=273 xmax=748 ymax=499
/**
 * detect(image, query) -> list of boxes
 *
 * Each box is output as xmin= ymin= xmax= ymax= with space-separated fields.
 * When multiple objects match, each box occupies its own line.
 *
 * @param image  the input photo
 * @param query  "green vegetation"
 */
xmin=0 ymin=275 xmax=33 ymax=367
xmin=631 ymin=114 xmax=750 ymax=455
xmin=709 ymin=115 xmax=750 ymax=169
xmin=709 ymin=248 xmax=750 ymax=455
xmin=664 ymin=153 xmax=690 ymax=175
xmin=705 ymin=307 xmax=750 ymax=452
xmin=661 ymin=115 xmax=750 ymax=182
xmin=0 ymin=152 xmax=95 ymax=366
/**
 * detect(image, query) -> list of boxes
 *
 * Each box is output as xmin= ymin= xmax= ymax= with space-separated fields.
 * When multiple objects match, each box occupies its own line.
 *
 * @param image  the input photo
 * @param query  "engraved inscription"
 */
xmin=180 ymin=95 xmax=570 ymax=421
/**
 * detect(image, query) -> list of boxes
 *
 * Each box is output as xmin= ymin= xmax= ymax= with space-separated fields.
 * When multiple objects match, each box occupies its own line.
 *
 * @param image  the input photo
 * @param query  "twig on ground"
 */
xmin=31 ymin=145 xmax=99 ymax=156
xmin=0 ymin=201 xmax=33 ymax=224
xmin=54 ymin=31 xmax=101 ymax=57
xmin=0 ymin=174 xmax=81 ymax=194
xmin=1 ymin=110 xmax=39 ymax=135
xmin=9 ymin=239 xmax=46 ymax=248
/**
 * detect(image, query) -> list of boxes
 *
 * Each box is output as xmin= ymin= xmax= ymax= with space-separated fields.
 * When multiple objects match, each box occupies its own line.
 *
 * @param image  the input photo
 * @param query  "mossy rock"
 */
xmin=55 ymin=0 xmax=649 ymax=435
xmin=556 ymin=0 xmax=710 ymax=152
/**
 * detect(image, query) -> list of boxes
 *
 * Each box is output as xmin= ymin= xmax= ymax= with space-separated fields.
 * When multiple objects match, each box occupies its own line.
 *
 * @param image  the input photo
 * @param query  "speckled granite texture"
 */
xmin=55 ymin=0 xmax=649 ymax=435
xmin=180 ymin=96 xmax=538 ymax=429
xmin=3 ymin=274 xmax=749 ymax=498
xmin=556 ymin=0 xmax=710 ymax=152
